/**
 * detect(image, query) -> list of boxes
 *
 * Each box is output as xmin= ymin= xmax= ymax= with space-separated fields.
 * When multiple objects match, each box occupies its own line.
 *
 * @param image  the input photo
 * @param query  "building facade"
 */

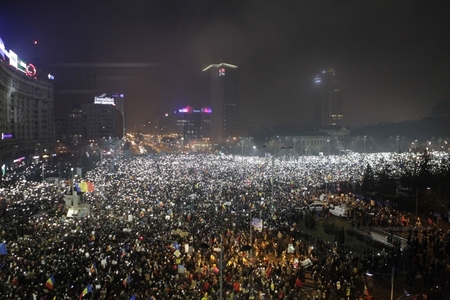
xmin=203 ymin=63 xmax=240 ymax=144
xmin=175 ymin=106 xmax=211 ymax=140
xmin=66 ymin=101 xmax=123 ymax=146
xmin=313 ymin=69 xmax=343 ymax=127
xmin=112 ymin=93 xmax=126 ymax=137
xmin=0 ymin=55 xmax=54 ymax=168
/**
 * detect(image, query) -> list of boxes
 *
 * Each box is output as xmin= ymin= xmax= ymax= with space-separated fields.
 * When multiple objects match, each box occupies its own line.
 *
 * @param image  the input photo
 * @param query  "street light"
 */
xmin=363 ymin=135 xmax=367 ymax=154
xmin=366 ymin=266 xmax=394 ymax=300
xmin=292 ymin=137 xmax=298 ymax=157
xmin=396 ymin=135 xmax=400 ymax=152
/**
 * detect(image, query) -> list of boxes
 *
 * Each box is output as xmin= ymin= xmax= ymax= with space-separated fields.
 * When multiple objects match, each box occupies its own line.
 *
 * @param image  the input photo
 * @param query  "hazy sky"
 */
xmin=1 ymin=1 xmax=449 ymax=130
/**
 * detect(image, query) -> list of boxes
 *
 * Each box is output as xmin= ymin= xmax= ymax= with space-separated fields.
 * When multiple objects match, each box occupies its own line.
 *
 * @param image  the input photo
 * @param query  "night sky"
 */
xmin=1 ymin=1 xmax=450 ymax=131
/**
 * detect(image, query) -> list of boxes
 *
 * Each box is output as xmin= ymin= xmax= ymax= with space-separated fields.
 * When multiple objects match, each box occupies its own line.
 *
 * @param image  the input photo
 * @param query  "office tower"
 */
xmin=67 ymin=95 xmax=123 ymax=146
xmin=202 ymin=63 xmax=239 ymax=144
xmin=175 ymin=106 xmax=211 ymax=140
xmin=313 ymin=69 xmax=343 ymax=127
xmin=112 ymin=93 xmax=126 ymax=137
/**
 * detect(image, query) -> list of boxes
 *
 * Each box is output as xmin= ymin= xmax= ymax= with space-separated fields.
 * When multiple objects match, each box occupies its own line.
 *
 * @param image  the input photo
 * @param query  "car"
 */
xmin=329 ymin=205 xmax=349 ymax=218
xmin=307 ymin=202 xmax=324 ymax=212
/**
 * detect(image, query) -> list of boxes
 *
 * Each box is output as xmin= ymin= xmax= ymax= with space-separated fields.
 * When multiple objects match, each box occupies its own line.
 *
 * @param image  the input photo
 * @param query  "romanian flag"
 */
xmin=122 ymin=274 xmax=131 ymax=287
xmin=90 ymin=262 xmax=97 ymax=274
xmin=130 ymin=295 xmax=136 ymax=300
xmin=45 ymin=275 xmax=55 ymax=290
xmin=79 ymin=284 xmax=92 ymax=299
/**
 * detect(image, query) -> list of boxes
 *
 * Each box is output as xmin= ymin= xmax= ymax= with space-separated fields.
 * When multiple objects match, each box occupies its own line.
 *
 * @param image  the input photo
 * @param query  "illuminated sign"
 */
xmin=179 ymin=106 xmax=193 ymax=113
xmin=219 ymin=68 xmax=225 ymax=76
xmin=9 ymin=50 xmax=18 ymax=68
xmin=0 ymin=38 xmax=5 ymax=59
xmin=112 ymin=93 xmax=124 ymax=98
xmin=94 ymin=97 xmax=115 ymax=105
xmin=13 ymin=156 xmax=26 ymax=163
xmin=1 ymin=133 xmax=13 ymax=139
xmin=26 ymin=63 xmax=36 ymax=76
xmin=47 ymin=74 xmax=55 ymax=80
xmin=0 ymin=36 xmax=37 ymax=76
xmin=178 ymin=107 xmax=211 ymax=113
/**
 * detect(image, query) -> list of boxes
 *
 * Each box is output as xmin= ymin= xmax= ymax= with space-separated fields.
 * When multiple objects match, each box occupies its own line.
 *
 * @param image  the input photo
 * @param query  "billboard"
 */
xmin=94 ymin=96 xmax=115 ymax=105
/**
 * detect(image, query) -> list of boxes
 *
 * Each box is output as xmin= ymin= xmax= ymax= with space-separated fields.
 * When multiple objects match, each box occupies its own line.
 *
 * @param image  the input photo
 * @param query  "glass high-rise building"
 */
xmin=313 ymin=69 xmax=343 ymax=127
xmin=203 ymin=63 xmax=239 ymax=144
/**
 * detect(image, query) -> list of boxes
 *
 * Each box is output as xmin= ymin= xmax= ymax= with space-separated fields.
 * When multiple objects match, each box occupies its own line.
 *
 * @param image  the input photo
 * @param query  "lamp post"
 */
xmin=396 ymin=135 xmax=400 ymax=152
xmin=366 ymin=266 xmax=394 ymax=300
xmin=363 ymin=135 xmax=367 ymax=154
xmin=41 ymin=164 xmax=45 ymax=182
xmin=293 ymin=137 xmax=298 ymax=158
xmin=327 ymin=139 xmax=330 ymax=156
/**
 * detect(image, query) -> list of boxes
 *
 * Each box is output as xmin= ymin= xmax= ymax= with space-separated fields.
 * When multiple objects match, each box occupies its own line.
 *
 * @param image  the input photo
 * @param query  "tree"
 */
xmin=361 ymin=164 xmax=375 ymax=197
xmin=377 ymin=165 xmax=397 ymax=197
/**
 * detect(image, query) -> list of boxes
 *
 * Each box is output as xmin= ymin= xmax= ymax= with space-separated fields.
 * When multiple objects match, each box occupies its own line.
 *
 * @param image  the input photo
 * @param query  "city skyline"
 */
xmin=1 ymin=1 xmax=449 ymax=132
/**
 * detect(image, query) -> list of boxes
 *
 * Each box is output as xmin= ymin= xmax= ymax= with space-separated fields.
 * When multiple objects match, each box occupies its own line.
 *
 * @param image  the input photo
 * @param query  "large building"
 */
xmin=67 ymin=98 xmax=123 ymax=145
xmin=111 ymin=93 xmax=126 ymax=136
xmin=313 ymin=69 xmax=343 ymax=127
xmin=203 ymin=63 xmax=240 ymax=144
xmin=0 ymin=37 xmax=54 ymax=168
xmin=175 ymin=106 xmax=211 ymax=140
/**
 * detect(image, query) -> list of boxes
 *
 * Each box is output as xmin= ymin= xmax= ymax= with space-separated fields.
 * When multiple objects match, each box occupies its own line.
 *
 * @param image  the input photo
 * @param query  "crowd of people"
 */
xmin=0 ymin=152 xmax=449 ymax=299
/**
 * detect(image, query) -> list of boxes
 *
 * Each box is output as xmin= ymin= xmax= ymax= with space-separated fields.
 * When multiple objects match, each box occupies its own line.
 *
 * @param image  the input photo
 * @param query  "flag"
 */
xmin=53 ymin=296 xmax=56 ymax=300
xmin=79 ymin=284 xmax=92 ymax=299
xmin=74 ymin=183 xmax=81 ymax=193
xmin=122 ymin=274 xmax=131 ymax=287
xmin=45 ymin=275 xmax=55 ymax=290
xmin=130 ymin=295 xmax=136 ymax=300
xmin=90 ymin=234 xmax=96 ymax=241
xmin=0 ymin=242 xmax=8 ymax=255
xmin=106 ymin=245 xmax=112 ymax=252
xmin=79 ymin=181 xmax=88 ymax=193
xmin=90 ymin=262 xmax=97 ymax=274
xmin=87 ymin=181 xmax=95 ymax=192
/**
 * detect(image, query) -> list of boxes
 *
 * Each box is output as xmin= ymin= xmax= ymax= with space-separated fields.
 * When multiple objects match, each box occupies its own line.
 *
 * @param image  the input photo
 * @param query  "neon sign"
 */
xmin=94 ymin=96 xmax=115 ymax=105
xmin=1 ymin=133 xmax=13 ymax=139
xmin=179 ymin=106 xmax=193 ymax=113
xmin=201 ymin=107 xmax=212 ymax=113
xmin=26 ymin=63 xmax=36 ymax=76
xmin=0 ymin=36 xmax=38 ymax=76
xmin=13 ymin=156 xmax=26 ymax=163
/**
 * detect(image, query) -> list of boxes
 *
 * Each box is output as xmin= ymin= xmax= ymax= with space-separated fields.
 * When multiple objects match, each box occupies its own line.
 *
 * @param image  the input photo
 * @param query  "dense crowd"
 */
xmin=0 ymin=152 xmax=449 ymax=299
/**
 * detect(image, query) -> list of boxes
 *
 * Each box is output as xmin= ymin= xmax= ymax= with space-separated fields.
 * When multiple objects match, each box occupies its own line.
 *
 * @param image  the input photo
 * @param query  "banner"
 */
xmin=251 ymin=218 xmax=263 ymax=232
